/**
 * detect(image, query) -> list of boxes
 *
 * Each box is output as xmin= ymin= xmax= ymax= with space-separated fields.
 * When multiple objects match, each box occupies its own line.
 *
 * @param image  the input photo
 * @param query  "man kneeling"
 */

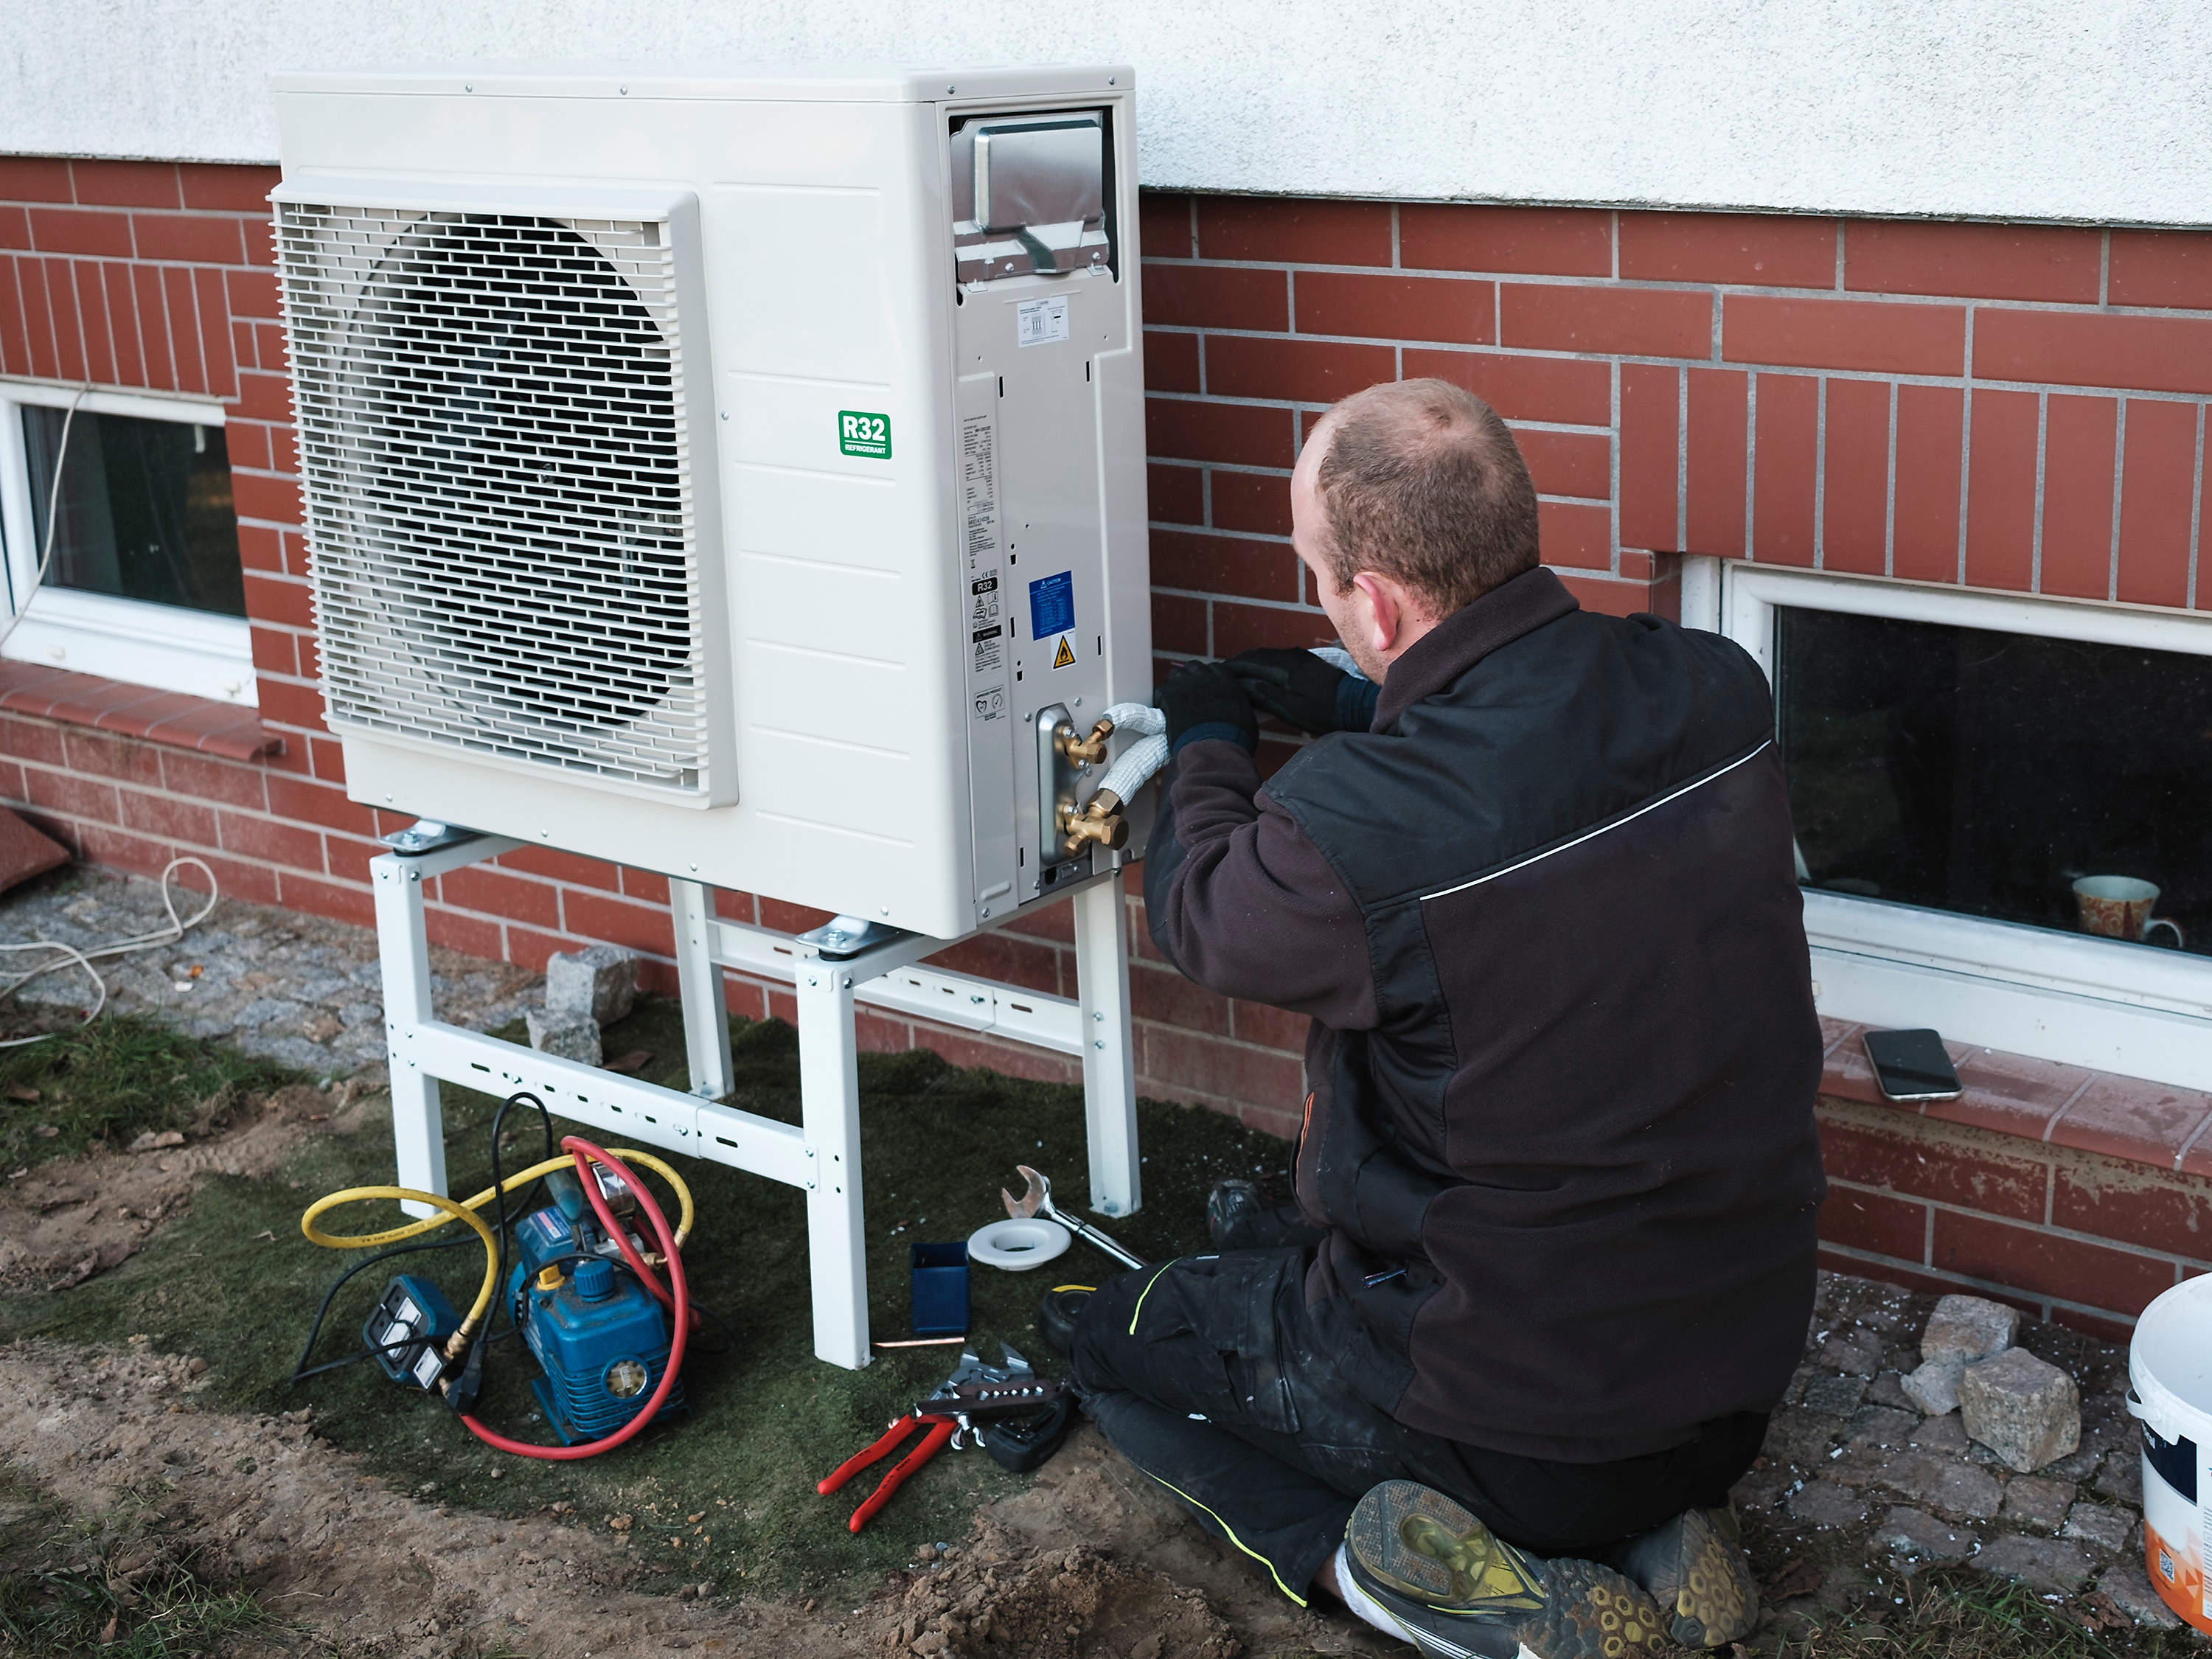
xmin=1070 ymin=378 xmax=1824 ymax=1658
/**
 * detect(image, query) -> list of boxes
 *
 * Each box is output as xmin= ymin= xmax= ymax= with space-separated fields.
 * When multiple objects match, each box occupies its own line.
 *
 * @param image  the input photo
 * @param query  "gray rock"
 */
xmin=2062 ymin=1502 xmax=2138 ymax=1553
xmin=1818 ymin=1334 xmax=1885 ymax=1376
xmin=1922 ymin=1294 xmax=2020 ymax=1366
xmin=1790 ymin=1480 xmax=1868 ymax=1528
xmin=1804 ymin=1373 xmax=1868 ymax=1416
xmin=1902 ymin=1357 xmax=1966 ymax=1415
xmin=1874 ymin=1449 xmax=2004 ymax=1520
xmin=2000 ymin=1475 xmax=2076 ymax=1532
xmin=2093 ymin=1455 xmax=2142 ymax=1506
xmin=544 ymin=944 xmax=639 ymax=1025
xmin=2044 ymin=1446 xmax=2107 ymax=1483
xmin=1910 ymin=1412 xmax=1969 ymax=1453
xmin=1873 ymin=1505 xmax=1979 ymax=1563
xmin=2098 ymin=1560 xmax=2183 ymax=1629
xmin=1967 ymin=1533 xmax=2093 ymax=1592
xmin=525 ymin=1009 xmax=602 ymax=1065
xmin=1761 ymin=1411 xmax=1840 ymax=1467
xmin=1961 ymin=1348 xmax=2081 ymax=1473
xmin=1866 ymin=1371 xmax=1913 ymax=1411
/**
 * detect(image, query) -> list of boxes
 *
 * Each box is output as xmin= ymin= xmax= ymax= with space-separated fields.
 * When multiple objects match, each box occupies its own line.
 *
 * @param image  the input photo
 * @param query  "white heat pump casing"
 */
xmin=269 ymin=66 xmax=1149 ymax=942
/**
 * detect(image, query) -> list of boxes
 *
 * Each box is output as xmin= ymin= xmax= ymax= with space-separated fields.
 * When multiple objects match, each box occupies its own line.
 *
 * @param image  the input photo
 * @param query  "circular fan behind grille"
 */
xmin=351 ymin=215 xmax=689 ymax=737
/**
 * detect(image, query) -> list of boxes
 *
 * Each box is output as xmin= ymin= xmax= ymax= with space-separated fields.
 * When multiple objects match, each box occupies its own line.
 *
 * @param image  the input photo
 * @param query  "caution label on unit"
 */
xmin=1052 ymin=636 xmax=1077 ymax=669
xmin=1029 ymin=570 xmax=1075 ymax=639
xmin=972 ymin=686 xmax=1006 ymax=723
xmin=1017 ymin=295 xmax=1071 ymax=348
xmin=960 ymin=416 xmax=999 ymax=571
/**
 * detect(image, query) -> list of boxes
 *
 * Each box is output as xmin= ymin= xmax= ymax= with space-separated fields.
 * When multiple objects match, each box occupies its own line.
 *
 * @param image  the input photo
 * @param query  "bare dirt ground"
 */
xmin=0 ymin=1342 xmax=1379 ymax=1659
xmin=0 ymin=1087 xmax=1391 ymax=1658
xmin=0 ymin=1079 xmax=375 ymax=1297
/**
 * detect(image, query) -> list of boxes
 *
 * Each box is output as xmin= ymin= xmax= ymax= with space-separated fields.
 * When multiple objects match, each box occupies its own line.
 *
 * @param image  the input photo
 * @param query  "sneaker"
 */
xmin=1344 ymin=1480 xmax=1669 ymax=1659
xmin=1605 ymin=1504 xmax=1759 ymax=1648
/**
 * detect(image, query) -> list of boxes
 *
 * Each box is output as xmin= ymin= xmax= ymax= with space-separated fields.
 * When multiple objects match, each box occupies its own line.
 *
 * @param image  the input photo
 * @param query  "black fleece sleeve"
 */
xmin=1141 ymin=738 xmax=1379 ymax=1030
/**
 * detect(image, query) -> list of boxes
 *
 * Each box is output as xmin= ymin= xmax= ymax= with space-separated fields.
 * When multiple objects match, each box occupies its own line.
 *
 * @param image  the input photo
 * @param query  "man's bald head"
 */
xmin=1306 ymin=379 xmax=1541 ymax=619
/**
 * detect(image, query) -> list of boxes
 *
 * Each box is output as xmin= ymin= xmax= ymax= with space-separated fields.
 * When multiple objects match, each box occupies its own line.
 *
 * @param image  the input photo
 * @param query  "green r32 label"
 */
xmin=838 ymin=410 xmax=892 ymax=459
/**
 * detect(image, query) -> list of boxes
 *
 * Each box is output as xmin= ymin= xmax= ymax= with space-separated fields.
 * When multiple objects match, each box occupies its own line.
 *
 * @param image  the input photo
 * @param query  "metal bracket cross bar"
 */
xmin=372 ymin=835 xmax=1141 ymax=1372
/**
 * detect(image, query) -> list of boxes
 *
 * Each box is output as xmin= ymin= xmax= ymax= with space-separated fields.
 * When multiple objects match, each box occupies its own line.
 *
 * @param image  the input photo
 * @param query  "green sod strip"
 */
xmin=0 ymin=1009 xmax=300 ymax=1175
xmin=0 ymin=998 xmax=1290 ymax=1603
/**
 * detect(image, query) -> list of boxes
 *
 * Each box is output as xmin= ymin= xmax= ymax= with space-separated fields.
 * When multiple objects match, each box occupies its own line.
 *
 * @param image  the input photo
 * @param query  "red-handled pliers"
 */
xmin=817 ymin=1411 xmax=959 ymax=1533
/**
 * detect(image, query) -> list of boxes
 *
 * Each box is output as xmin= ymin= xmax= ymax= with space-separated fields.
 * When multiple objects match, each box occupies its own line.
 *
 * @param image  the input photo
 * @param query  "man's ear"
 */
xmin=1350 ymin=571 xmax=1412 ymax=657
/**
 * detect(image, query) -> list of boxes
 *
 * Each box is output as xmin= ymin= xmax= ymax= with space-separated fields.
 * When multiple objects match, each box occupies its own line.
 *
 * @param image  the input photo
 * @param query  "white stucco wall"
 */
xmin=8 ymin=0 xmax=2211 ymax=226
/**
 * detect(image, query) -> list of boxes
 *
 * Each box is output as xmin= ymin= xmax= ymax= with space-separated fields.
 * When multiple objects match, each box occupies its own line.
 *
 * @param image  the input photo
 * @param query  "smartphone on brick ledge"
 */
xmin=1863 ymin=1028 xmax=1965 ymax=1102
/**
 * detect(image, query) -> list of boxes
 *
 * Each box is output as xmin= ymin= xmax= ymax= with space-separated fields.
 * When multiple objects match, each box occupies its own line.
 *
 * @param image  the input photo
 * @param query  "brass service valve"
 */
xmin=1060 ymin=789 xmax=1130 ymax=855
xmin=1059 ymin=717 xmax=1114 ymax=768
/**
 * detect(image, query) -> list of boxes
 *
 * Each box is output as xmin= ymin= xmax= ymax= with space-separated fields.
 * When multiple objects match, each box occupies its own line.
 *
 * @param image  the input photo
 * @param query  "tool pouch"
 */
xmin=978 ymin=1394 xmax=1075 ymax=1474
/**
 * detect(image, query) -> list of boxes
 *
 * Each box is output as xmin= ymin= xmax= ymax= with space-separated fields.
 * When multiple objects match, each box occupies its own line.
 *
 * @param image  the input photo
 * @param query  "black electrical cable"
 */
xmin=290 ymin=1091 xmax=553 ymax=1388
xmin=288 ymin=1229 xmax=478 ymax=1385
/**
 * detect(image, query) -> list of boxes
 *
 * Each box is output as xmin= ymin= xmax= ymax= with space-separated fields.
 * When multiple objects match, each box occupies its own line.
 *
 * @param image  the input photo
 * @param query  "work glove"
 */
xmin=1223 ymin=647 xmax=1380 ymax=735
xmin=1154 ymin=659 xmax=1259 ymax=755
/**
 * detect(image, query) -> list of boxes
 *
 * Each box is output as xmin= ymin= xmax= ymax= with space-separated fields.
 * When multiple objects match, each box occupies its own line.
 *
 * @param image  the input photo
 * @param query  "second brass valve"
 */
xmin=1060 ymin=788 xmax=1130 ymax=855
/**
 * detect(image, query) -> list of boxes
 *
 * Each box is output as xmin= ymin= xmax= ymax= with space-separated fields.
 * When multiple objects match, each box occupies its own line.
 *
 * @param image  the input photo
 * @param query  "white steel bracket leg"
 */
xmin=797 ymin=962 xmax=870 ymax=1369
xmin=669 ymin=878 xmax=734 ymax=1102
xmin=1074 ymin=874 xmax=1141 ymax=1219
xmin=372 ymin=854 xmax=447 ymax=1218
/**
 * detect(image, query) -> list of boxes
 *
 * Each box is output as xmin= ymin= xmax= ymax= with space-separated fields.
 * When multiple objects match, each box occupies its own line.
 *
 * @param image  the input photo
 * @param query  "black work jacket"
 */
xmin=1144 ymin=567 xmax=1826 ymax=1461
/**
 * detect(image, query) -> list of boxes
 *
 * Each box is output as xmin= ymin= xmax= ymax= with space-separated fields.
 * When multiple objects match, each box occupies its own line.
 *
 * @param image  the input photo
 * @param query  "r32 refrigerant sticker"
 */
xmin=970 ymin=572 xmax=1005 ymax=691
xmin=838 ymin=410 xmax=892 ymax=459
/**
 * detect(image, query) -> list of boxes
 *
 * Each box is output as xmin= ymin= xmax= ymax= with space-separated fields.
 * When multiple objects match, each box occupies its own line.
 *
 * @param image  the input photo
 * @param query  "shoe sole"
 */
xmin=1668 ymin=1508 xmax=1757 ymax=1647
xmin=1346 ymin=1480 xmax=1545 ymax=1612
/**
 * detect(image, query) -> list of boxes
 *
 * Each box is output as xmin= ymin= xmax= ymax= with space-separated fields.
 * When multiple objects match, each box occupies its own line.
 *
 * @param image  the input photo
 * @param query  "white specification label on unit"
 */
xmin=961 ymin=414 xmax=999 ymax=571
xmin=1016 ymin=296 xmax=1071 ymax=348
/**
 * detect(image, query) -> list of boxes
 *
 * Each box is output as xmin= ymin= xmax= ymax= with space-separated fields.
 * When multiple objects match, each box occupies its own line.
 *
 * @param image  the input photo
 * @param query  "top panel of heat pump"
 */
xmin=268 ymin=66 xmax=1150 ymax=942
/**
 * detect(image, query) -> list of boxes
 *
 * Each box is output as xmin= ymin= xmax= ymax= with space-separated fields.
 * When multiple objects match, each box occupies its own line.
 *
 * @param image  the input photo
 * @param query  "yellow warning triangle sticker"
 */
xmin=1051 ymin=635 xmax=1077 ymax=669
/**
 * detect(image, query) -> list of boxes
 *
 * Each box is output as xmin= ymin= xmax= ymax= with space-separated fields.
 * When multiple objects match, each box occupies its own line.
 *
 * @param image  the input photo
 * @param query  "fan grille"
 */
xmin=276 ymin=204 xmax=714 ymax=796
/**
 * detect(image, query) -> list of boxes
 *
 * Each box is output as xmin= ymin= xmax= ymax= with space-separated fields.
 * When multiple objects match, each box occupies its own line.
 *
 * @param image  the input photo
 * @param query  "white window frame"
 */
xmin=1683 ymin=555 xmax=2212 ymax=1093
xmin=0 ymin=378 xmax=258 ymax=706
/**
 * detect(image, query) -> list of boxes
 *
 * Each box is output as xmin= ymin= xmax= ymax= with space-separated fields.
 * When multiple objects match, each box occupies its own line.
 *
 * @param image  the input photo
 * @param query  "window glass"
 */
xmin=21 ymin=407 xmax=246 ymax=618
xmin=1778 ymin=606 xmax=2212 ymax=957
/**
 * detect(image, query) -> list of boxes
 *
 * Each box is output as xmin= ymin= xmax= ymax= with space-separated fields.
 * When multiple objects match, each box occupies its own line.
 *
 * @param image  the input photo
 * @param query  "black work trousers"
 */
xmin=1068 ymin=1248 xmax=1767 ymax=1605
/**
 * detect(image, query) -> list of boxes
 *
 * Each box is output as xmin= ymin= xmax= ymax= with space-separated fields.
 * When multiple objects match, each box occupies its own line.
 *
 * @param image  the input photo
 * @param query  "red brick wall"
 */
xmin=7 ymin=160 xmax=2212 ymax=1276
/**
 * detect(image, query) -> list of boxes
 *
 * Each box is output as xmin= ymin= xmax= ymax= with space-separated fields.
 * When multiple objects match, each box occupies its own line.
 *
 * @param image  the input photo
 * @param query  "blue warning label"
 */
xmin=1029 ymin=571 xmax=1075 ymax=640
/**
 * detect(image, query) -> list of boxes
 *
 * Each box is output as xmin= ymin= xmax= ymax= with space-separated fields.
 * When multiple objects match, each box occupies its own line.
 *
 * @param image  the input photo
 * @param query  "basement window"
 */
xmin=0 ymin=384 xmax=256 ymax=704
xmin=1779 ymin=608 xmax=2212 ymax=955
xmin=1713 ymin=561 xmax=2212 ymax=1093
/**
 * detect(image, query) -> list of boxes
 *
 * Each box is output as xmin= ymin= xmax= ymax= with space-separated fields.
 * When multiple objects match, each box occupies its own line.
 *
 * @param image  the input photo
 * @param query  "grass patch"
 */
xmin=1764 ymin=1567 xmax=2172 ymax=1658
xmin=0 ymin=1470 xmax=282 ymax=1657
xmin=0 ymin=998 xmax=1286 ymax=1604
xmin=0 ymin=1009 xmax=300 ymax=1174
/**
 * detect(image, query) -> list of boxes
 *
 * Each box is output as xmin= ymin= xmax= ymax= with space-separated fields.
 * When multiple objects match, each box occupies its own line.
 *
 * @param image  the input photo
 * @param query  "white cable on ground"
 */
xmin=0 ymin=383 xmax=92 ymax=656
xmin=0 ymin=857 xmax=220 ymax=1048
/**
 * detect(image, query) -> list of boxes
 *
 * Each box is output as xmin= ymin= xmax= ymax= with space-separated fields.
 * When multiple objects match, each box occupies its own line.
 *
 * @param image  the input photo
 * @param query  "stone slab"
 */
xmin=1790 ymin=1480 xmax=1868 ymax=1529
xmin=1967 ymin=1533 xmax=2093 ymax=1592
xmin=1873 ymin=1506 xmax=1979 ymax=1564
xmin=2098 ymin=1560 xmax=2184 ymax=1630
xmin=2000 ymin=1475 xmax=2076 ymax=1532
xmin=1803 ymin=1373 xmax=1868 ymax=1416
xmin=2063 ymin=1502 xmax=2138 ymax=1553
xmin=1872 ymin=1449 xmax=2003 ymax=1520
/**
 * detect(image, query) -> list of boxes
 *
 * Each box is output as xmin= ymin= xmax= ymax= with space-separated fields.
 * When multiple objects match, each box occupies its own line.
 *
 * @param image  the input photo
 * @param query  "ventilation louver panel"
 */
xmin=276 ymin=204 xmax=717 ymax=798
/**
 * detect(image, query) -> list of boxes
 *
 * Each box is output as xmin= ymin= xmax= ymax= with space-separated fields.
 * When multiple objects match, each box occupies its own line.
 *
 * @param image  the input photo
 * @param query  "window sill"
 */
xmin=0 ymin=661 xmax=282 ymax=764
xmin=1818 ymin=1016 xmax=2212 ymax=1178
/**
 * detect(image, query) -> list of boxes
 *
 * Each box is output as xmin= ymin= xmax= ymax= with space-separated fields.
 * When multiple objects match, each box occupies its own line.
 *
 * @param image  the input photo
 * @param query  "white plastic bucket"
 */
xmin=2128 ymin=1276 xmax=2212 ymax=1634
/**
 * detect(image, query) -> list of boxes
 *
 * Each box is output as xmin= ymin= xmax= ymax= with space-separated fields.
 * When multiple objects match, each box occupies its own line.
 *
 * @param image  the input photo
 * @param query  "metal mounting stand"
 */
xmin=372 ymin=833 xmax=1140 ymax=1371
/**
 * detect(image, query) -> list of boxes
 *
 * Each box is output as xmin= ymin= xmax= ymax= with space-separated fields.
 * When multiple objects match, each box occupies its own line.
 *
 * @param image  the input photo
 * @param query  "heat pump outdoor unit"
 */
xmin=268 ymin=65 xmax=1150 ymax=943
